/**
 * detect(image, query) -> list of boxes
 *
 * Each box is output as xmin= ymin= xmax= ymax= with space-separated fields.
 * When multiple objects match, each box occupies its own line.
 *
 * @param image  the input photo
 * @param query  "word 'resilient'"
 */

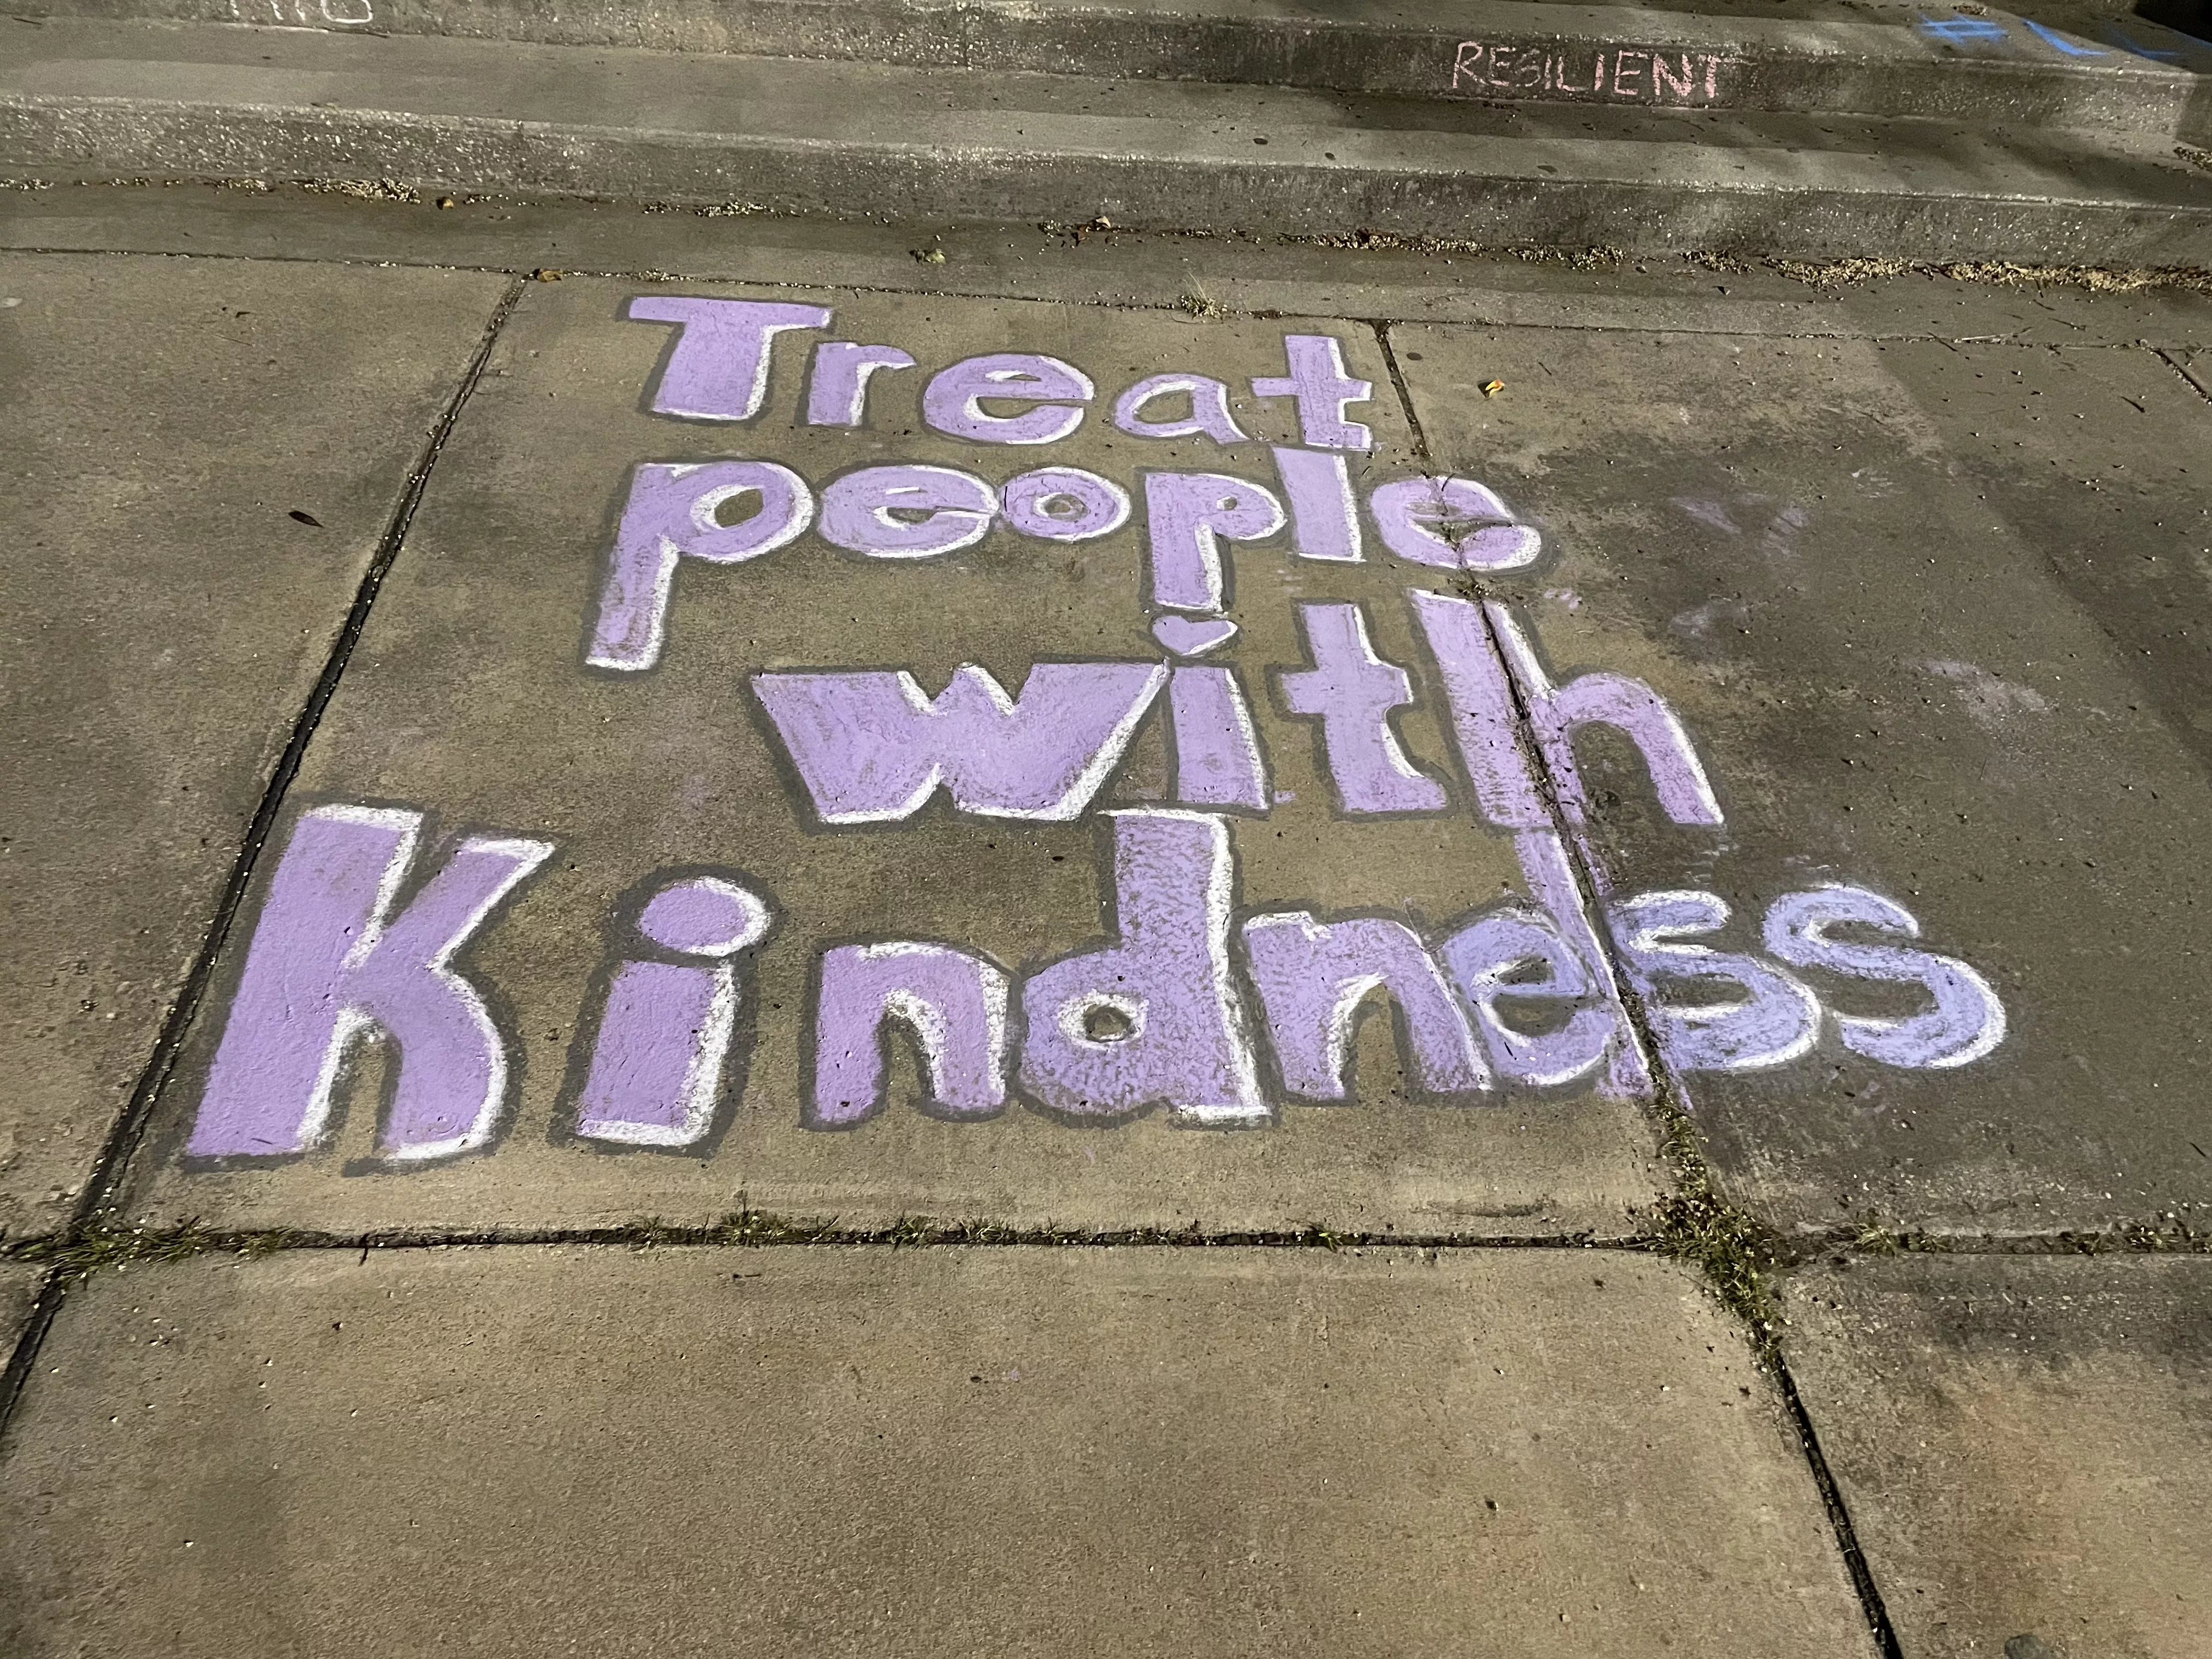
xmin=1452 ymin=42 xmax=1729 ymax=104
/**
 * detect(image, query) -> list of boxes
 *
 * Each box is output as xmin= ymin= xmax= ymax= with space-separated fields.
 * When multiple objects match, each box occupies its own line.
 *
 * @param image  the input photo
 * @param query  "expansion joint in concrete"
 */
xmin=0 ymin=271 xmax=528 ymax=1452
xmin=1770 ymin=1352 xmax=1910 ymax=1659
xmin=1371 ymin=313 xmax=1912 ymax=1659
xmin=2157 ymin=346 xmax=2212 ymax=407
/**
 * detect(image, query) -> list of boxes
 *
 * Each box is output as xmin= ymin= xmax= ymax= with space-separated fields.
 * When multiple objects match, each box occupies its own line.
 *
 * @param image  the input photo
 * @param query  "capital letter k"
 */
xmin=189 ymin=804 xmax=552 ymax=1162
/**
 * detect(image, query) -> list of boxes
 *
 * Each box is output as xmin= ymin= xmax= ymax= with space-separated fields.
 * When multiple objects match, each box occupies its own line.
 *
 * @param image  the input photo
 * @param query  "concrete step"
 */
xmin=2 ymin=19 xmax=2207 ymax=263
xmin=15 ymin=0 xmax=2212 ymax=133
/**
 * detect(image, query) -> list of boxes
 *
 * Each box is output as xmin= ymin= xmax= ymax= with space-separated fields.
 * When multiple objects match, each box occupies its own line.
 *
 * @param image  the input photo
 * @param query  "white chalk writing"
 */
xmin=1453 ymin=41 xmax=1730 ymax=105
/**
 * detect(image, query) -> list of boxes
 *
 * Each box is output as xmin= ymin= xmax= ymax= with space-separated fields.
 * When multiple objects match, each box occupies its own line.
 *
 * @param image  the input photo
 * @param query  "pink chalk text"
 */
xmin=1453 ymin=41 xmax=1730 ymax=105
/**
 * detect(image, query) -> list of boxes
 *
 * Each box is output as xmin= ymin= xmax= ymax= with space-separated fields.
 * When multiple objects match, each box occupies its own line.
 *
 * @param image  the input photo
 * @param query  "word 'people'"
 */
xmin=591 ymin=297 xmax=1538 ymax=669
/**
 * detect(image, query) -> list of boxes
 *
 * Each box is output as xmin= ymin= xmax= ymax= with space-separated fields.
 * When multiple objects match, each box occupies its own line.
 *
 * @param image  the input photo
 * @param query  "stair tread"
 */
xmin=3 ymin=18 xmax=2206 ymax=262
xmin=4 ymin=19 xmax=2199 ymax=191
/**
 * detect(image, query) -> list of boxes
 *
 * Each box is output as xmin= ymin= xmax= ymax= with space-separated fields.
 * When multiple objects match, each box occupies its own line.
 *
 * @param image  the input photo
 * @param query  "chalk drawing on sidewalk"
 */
xmin=180 ymin=298 xmax=2011 ymax=1165
xmin=1916 ymin=12 xmax=2118 ymax=59
xmin=1453 ymin=42 xmax=1730 ymax=104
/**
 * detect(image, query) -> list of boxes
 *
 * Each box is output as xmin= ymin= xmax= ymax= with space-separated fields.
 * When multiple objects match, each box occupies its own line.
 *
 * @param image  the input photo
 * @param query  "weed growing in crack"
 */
xmin=1642 ymin=1090 xmax=1790 ymax=1350
xmin=10 ymin=1222 xmax=302 ymax=1275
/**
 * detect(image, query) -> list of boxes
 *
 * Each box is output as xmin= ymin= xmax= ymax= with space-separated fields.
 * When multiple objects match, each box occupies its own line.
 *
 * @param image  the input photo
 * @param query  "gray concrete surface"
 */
xmin=16 ymin=0 xmax=2202 ymax=134
xmin=8 ymin=187 xmax=2212 ymax=352
xmin=1781 ymin=1253 xmax=2212 ymax=1658
xmin=2175 ymin=346 xmax=2211 ymax=400
xmin=1393 ymin=325 xmax=2212 ymax=1239
xmin=0 ymin=1263 xmax=40 ymax=1352
xmin=3 ymin=19 xmax=2208 ymax=263
xmin=0 ymin=253 xmax=509 ymax=1239
xmin=2 ymin=189 xmax=2208 ymax=1659
xmin=0 ymin=1244 xmax=1875 ymax=1657
xmin=117 ymin=277 xmax=1664 ymax=1237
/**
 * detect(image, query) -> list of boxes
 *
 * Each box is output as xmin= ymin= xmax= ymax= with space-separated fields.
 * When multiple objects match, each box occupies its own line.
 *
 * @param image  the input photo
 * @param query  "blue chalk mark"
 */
xmin=1916 ymin=12 xmax=2013 ymax=47
xmin=2098 ymin=25 xmax=2181 ymax=60
xmin=2022 ymin=18 xmax=2108 ymax=56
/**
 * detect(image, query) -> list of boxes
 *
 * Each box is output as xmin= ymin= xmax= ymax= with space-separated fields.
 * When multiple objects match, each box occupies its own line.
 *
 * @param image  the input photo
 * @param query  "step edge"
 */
xmin=5 ymin=86 xmax=2207 ymax=216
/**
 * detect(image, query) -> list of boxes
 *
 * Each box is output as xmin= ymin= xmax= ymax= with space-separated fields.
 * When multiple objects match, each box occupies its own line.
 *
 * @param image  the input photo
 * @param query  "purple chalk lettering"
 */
xmin=589 ymin=460 xmax=815 ymax=671
xmin=190 ymin=804 xmax=551 ymax=1161
xmin=811 ymin=942 xmax=1011 ymax=1126
xmin=577 ymin=876 xmax=772 ymax=1146
xmin=1243 ymin=912 xmax=1488 ymax=1101
xmin=1488 ymin=602 xmax=1723 ymax=827
xmin=1001 ymin=466 xmax=1131 ymax=543
xmin=1511 ymin=828 xmax=1651 ymax=1096
xmin=574 ymin=963 xmax=732 ymax=1146
xmin=1250 ymin=334 xmax=1374 ymax=451
xmin=1611 ymin=890 xmax=1820 ymax=1072
xmin=638 ymin=877 xmax=772 ymax=957
xmin=1437 ymin=903 xmax=1614 ymax=1088
xmin=1487 ymin=44 xmax=1517 ymax=85
xmin=1280 ymin=601 xmax=1448 ymax=815
xmin=1273 ymin=447 xmax=1364 ymax=564
xmin=805 ymin=342 xmax=917 ymax=426
xmin=1453 ymin=40 xmax=1483 ymax=86
xmin=1612 ymin=49 xmax=1646 ymax=95
xmin=624 ymin=296 xmax=831 ymax=421
xmin=1370 ymin=476 xmax=1540 ymax=571
xmin=578 ymin=876 xmax=773 ymax=1147
xmin=754 ymin=661 xmax=1167 ymax=822
xmin=1407 ymin=590 xmax=1548 ymax=830
xmin=1764 ymin=885 xmax=2005 ymax=1068
xmin=1142 ymin=471 xmax=1285 ymax=612
xmin=1168 ymin=664 xmax=1268 ymax=811
xmin=1152 ymin=614 xmax=1238 ymax=657
xmin=923 ymin=353 xmax=1094 ymax=445
xmin=1113 ymin=373 xmax=1249 ymax=445
xmin=1019 ymin=810 xmax=1266 ymax=1125
xmin=820 ymin=464 xmax=997 ymax=559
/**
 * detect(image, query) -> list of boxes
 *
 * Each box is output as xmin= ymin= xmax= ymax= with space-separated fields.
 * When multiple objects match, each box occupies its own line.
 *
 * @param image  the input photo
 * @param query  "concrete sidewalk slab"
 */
xmin=0 ymin=253 xmax=510 ymax=1239
xmin=1874 ymin=342 xmax=2212 ymax=774
xmin=0 ymin=1263 xmax=40 ymax=1352
xmin=116 ymin=277 xmax=1663 ymax=1238
xmin=1781 ymin=1252 xmax=2212 ymax=1659
xmin=0 ymin=1244 xmax=1876 ymax=1657
xmin=1392 ymin=325 xmax=2212 ymax=1239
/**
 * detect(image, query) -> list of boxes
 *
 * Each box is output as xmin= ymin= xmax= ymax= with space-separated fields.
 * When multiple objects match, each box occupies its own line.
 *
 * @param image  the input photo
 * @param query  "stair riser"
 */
xmin=18 ymin=0 xmax=2201 ymax=137
xmin=6 ymin=98 xmax=2207 ymax=264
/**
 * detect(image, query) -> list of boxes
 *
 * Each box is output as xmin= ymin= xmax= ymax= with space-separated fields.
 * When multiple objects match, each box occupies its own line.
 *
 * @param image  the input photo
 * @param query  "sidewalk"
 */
xmin=1 ymin=185 xmax=2207 ymax=1657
